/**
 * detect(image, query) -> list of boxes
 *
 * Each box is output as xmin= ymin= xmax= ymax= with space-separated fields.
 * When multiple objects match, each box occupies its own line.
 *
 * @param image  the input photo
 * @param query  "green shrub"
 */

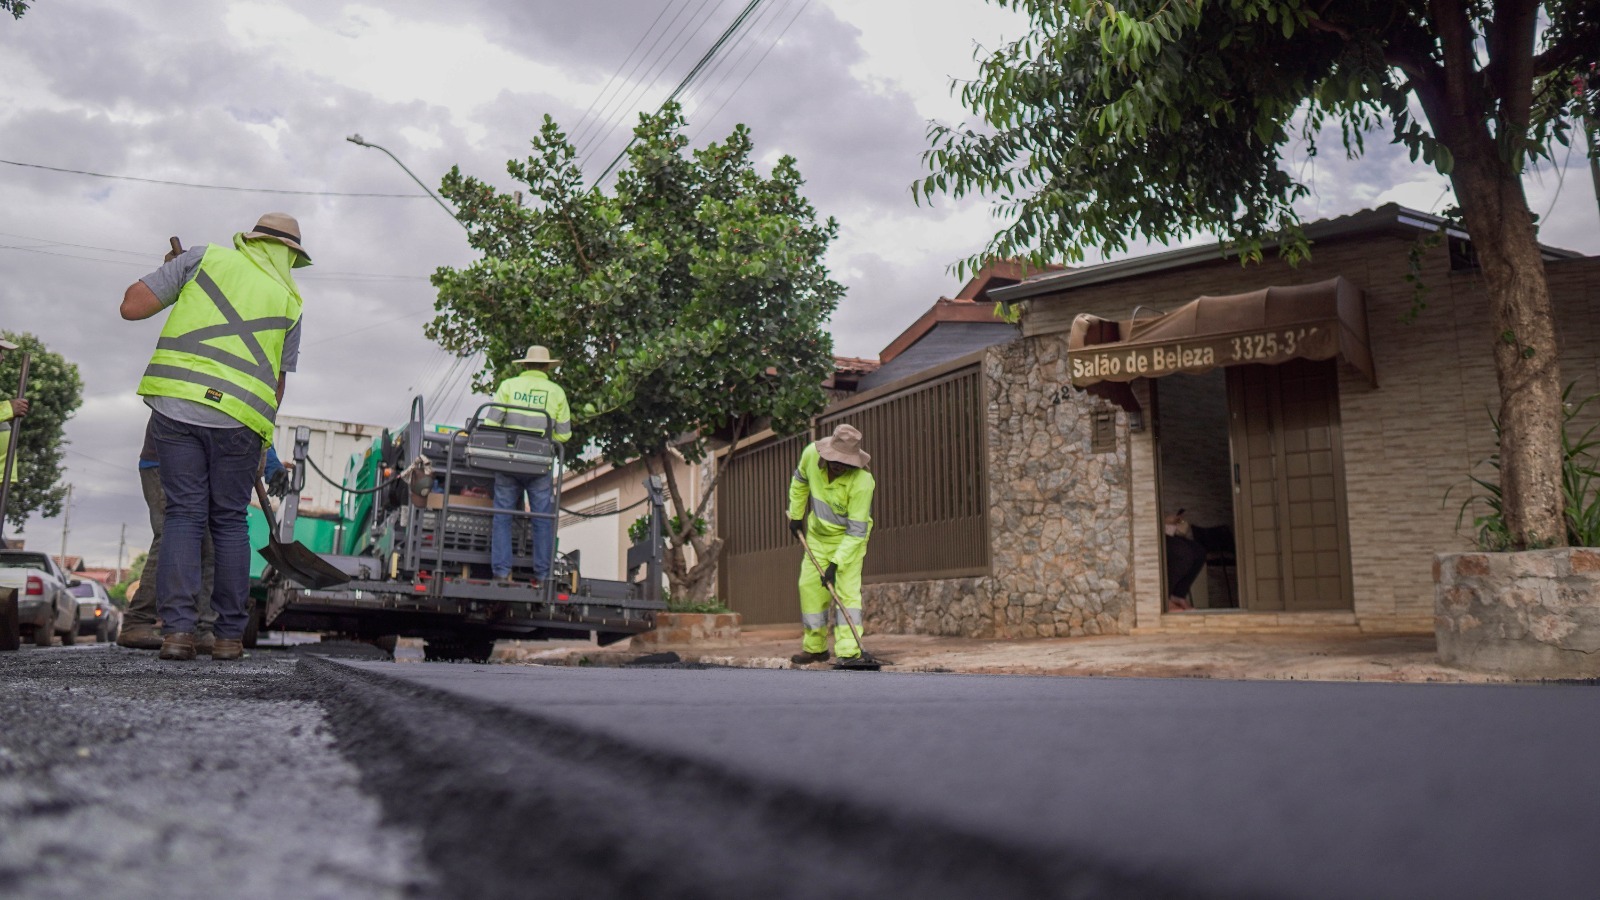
xmin=1452 ymin=383 xmax=1600 ymax=549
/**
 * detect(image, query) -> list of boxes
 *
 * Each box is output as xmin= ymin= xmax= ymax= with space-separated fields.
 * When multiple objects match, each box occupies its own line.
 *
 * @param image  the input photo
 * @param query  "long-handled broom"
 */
xmin=797 ymin=530 xmax=884 ymax=671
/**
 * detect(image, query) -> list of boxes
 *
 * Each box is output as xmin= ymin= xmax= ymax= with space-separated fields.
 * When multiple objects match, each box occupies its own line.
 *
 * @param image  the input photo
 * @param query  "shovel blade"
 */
xmin=259 ymin=541 xmax=351 ymax=590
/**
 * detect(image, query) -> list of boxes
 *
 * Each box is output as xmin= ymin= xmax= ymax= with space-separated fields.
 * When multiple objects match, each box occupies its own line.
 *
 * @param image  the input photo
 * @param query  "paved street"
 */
xmin=1 ymin=643 xmax=1595 ymax=899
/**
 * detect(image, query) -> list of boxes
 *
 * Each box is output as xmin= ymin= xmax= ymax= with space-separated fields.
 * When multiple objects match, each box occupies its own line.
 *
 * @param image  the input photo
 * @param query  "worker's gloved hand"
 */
xmin=8 ymin=397 xmax=28 ymax=417
xmin=788 ymin=518 xmax=805 ymax=536
xmin=266 ymin=467 xmax=291 ymax=498
xmin=821 ymin=562 xmax=838 ymax=588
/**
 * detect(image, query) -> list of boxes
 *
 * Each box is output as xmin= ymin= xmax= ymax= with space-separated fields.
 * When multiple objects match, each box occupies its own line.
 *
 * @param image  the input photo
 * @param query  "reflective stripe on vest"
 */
xmin=138 ymin=248 xmax=298 ymax=441
xmin=811 ymin=497 xmax=868 ymax=537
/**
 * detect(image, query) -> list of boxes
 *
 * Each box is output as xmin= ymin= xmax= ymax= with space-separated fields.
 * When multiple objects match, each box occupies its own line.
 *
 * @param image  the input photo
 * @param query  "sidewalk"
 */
xmin=491 ymin=626 xmax=1534 ymax=684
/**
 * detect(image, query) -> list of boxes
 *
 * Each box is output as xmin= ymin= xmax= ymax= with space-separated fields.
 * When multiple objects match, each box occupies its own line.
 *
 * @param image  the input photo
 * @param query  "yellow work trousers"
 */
xmin=798 ymin=532 xmax=863 ymax=658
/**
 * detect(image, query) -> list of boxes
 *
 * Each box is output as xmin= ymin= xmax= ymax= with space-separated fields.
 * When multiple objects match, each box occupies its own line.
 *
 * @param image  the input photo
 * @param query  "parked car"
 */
xmin=69 ymin=578 xmax=121 ymax=642
xmin=0 ymin=550 xmax=78 ymax=646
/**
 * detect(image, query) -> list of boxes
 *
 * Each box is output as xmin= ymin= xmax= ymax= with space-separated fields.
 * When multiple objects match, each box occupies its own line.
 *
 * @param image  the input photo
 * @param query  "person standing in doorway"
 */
xmin=120 ymin=213 xmax=309 ymax=661
xmin=486 ymin=346 xmax=571 ymax=587
xmin=787 ymin=423 xmax=875 ymax=664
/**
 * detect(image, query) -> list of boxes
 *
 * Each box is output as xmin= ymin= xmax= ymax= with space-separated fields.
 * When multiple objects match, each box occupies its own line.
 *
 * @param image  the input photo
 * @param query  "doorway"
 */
xmin=1226 ymin=359 xmax=1354 ymax=611
xmin=1154 ymin=369 xmax=1238 ymax=610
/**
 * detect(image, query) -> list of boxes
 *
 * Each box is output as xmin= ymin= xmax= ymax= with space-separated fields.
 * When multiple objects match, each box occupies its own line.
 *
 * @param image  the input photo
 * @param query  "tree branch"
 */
xmin=1428 ymin=0 xmax=1479 ymax=119
xmin=1487 ymin=0 xmax=1540 ymax=136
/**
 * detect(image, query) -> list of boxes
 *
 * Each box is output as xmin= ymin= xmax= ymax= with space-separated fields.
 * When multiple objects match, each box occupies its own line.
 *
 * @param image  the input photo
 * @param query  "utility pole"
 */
xmin=116 ymin=523 xmax=126 ymax=583
xmin=58 ymin=483 xmax=72 ymax=564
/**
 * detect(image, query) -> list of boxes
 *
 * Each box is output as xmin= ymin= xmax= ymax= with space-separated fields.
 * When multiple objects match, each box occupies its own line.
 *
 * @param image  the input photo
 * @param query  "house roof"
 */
xmin=988 ymin=204 xmax=1585 ymax=306
xmin=878 ymin=259 xmax=1057 ymax=365
xmin=52 ymin=555 xmax=85 ymax=572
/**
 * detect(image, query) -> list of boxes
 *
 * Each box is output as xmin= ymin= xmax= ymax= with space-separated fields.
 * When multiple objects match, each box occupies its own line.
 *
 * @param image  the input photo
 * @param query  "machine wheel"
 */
xmin=59 ymin=620 xmax=77 ymax=646
xmin=422 ymin=638 xmax=465 ymax=662
xmin=33 ymin=624 xmax=54 ymax=647
xmin=464 ymin=638 xmax=496 ymax=664
xmin=0 ymin=593 xmax=19 ymax=651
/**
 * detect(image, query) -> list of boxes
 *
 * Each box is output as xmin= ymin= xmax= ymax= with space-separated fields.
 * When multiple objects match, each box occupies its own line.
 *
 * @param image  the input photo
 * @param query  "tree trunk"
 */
xmin=648 ymin=450 xmax=726 ymax=603
xmin=1449 ymin=147 xmax=1566 ymax=548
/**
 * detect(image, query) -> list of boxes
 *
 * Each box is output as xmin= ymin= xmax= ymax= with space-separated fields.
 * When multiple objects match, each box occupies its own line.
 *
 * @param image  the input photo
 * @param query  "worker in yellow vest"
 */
xmin=0 ymin=395 xmax=28 ymax=546
xmin=787 ymin=423 xmax=875 ymax=664
xmin=121 ymin=213 xmax=310 ymax=661
xmin=485 ymin=346 xmax=572 ymax=586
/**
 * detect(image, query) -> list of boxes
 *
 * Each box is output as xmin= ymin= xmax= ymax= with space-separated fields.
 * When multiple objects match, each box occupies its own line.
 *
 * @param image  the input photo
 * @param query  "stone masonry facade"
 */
xmin=865 ymin=335 xmax=1136 ymax=638
xmin=1435 ymin=549 xmax=1600 ymax=678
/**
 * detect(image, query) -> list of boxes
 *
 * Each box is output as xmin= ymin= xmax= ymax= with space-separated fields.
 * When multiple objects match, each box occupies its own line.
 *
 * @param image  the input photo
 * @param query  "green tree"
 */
xmin=921 ymin=1 xmax=1600 ymax=550
xmin=430 ymin=105 xmax=843 ymax=599
xmin=1 ymin=331 xmax=82 ymax=532
xmin=1 ymin=1 xmax=34 ymax=20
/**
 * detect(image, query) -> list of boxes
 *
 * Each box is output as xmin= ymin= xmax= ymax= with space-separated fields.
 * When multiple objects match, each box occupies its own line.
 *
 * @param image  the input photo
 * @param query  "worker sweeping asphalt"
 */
xmin=786 ymin=423 xmax=878 ymax=667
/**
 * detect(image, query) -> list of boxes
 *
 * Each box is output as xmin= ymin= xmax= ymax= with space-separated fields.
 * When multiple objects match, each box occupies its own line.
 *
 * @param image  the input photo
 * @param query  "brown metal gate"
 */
xmin=819 ymin=364 xmax=990 ymax=583
xmin=716 ymin=433 xmax=807 ymax=625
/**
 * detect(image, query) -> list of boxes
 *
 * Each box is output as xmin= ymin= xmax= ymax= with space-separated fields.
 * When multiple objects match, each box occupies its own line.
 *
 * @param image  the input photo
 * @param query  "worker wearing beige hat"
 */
xmin=486 ymin=345 xmax=572 ymax=586
xmin=786 ymin=423 xmax=875 ymax=663
xmin=121 ymin=212 xmax=310 ymax=661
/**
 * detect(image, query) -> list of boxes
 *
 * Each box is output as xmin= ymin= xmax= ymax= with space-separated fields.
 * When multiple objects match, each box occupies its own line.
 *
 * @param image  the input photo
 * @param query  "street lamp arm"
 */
xmin=346 ymin=134 xmax=467 ymax=231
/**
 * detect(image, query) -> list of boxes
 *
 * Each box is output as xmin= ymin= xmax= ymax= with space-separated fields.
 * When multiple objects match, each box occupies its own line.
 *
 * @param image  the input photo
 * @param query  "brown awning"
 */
xmin=1066 ymin=276 xmax=1376 ymax=387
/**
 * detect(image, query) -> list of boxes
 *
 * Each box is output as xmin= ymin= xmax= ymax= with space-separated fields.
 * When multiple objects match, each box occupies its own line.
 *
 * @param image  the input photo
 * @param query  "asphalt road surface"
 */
xmin=2 ymin=644 xmax=1596 ymax=900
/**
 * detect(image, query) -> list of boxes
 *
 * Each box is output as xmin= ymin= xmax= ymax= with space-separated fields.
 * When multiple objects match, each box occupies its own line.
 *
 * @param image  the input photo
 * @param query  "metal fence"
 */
xmin=717 ymin=359 xmax=991 ymax=621
xmin=819 ymin=363 xmax=990 ymax=583
xmin=717 ymin=433 xmax=808 ymax=625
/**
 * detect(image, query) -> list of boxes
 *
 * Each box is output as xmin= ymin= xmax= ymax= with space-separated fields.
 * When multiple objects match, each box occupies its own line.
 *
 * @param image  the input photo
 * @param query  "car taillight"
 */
xmin=94 ymin=608 xmax=105 ymax=618
xmin=25 ymin=576 xmax=43 ymax=596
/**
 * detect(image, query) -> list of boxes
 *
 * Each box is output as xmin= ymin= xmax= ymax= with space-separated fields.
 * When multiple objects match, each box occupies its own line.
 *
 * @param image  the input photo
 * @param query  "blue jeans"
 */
xmin=150 ymin=412 xmax=260 ymax=638
xmin=491 ymin=471 xmax=554 ymax=579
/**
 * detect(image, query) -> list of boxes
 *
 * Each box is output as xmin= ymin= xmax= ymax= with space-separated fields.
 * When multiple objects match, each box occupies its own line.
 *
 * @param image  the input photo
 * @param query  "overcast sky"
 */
xmin=2 ymin=0 xmax=1598 ymax=566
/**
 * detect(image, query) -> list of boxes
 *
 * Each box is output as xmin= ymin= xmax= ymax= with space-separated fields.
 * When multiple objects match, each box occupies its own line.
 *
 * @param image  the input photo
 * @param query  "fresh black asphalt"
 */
xmin=1 ymin=644 xmax=1595 ymax=899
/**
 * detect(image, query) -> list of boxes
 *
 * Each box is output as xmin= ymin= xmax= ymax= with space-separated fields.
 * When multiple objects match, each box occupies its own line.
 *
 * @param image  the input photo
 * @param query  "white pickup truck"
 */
xmin=0 ymin=550 xmax=79 ymax=647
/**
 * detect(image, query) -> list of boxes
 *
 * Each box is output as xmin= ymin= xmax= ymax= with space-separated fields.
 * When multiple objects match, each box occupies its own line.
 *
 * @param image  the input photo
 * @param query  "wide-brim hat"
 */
xmin=514 ymin=345 xmax=561 ymax=367
xmin=817 ymin=423 xmax=870 ymax=468
xmin=242 ymin=212 xmax=311 ymax=267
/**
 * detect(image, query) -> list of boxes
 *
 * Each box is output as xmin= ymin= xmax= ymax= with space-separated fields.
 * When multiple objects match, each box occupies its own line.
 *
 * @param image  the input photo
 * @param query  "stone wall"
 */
xmin=864 ymin=334 xmax=1136 ymax=638
xmin=1435 ymin=549 xmax=1600 ymax=678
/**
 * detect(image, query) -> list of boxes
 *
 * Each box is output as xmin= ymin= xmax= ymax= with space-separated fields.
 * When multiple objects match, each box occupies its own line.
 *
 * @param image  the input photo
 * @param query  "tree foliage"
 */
xmin=1 ymin=331 xmax=83 ymax=531
xmin=922 ymin=0 xmax=1598 ymax=271
xmin=429 ymin=105 xmax=843 ymax=597
xmin=922 ymin=0 xmax=1600 ymax=548
xmin=1 ymin=1 xmax=34 ymax=20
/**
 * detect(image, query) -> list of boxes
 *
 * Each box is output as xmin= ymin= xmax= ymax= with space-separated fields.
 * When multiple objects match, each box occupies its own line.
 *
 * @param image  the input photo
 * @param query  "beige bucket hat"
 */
xmin=242 ymin=212 xmax=311 ymax=267
xmin=817 ymin=423 xmax=870 ymax=468
xmin=514 ymin=345 xmax=561 ymax=368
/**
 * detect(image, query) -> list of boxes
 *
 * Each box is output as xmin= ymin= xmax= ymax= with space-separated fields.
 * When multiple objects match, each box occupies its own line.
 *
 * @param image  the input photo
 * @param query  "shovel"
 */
xmin=252 ymin=478 xmax=349 ymax=589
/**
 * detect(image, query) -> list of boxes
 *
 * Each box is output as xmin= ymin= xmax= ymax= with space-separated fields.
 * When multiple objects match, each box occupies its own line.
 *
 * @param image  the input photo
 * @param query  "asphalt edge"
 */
xmin=298 ymin=656 xmax=1232 ymax=900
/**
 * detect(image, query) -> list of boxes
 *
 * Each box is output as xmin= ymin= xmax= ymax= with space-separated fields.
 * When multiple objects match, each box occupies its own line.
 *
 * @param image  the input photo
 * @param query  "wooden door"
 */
xmin=1227 ymin=360 xmax=1353 ymax=611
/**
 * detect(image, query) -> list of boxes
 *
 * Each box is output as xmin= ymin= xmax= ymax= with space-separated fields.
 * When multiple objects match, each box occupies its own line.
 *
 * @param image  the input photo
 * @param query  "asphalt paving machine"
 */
xmin=259 ymin=396 xmax=667 ymax=662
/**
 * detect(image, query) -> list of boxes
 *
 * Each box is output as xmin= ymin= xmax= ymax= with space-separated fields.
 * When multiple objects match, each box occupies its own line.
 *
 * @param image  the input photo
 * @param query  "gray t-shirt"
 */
xmin=141 ymin=245 xmax=301 ymax=429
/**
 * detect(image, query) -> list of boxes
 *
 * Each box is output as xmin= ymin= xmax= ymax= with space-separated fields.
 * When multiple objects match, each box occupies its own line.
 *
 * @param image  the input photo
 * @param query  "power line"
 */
xmin=688 ymin=0 xmax=814 ymax=142
xmin=0 ymin=158 xmax=431 ymax=198
xmin=566 ymin=0 xmax=685 ymax=148
xmin=576 ymin=0 xmax=725 ymax=164
xmin=0 ymin=229 xmax=429 ymax=280
xmin=571 ymin=0 xmax=705 ymax=156
xmin=676 ymin=0 xmax=787 ymax=115
xmin=595 ymin=0 xmax=770 ymax=186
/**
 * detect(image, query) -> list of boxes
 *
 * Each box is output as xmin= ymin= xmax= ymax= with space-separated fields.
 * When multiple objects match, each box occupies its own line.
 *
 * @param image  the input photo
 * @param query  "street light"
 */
xmin=345 ymin=134 xmax=466 ymax=230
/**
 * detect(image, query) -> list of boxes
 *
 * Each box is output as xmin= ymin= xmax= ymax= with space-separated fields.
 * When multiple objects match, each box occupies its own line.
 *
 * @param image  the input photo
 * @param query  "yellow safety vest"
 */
xmin=136 ymin=244 xmax=302 ymax=442
xmin=489 ymin=370 xmax=572 ymax=442
xmin=788 ymin=441 xmax=875 ymax=566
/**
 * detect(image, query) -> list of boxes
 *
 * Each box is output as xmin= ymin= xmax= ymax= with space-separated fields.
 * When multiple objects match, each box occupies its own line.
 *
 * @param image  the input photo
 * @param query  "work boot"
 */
xmin=159 ymin=633 xmax=197 ymax=661
xmin=195 ymin=633 xmax=216 ymax=656
xmin=116 ymin=623 xmax=164 ymax=650
xmin=211 ymin=638 xmax=244 ymax=661
xmin=790 ymin=650 xmax=830 ymax=665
